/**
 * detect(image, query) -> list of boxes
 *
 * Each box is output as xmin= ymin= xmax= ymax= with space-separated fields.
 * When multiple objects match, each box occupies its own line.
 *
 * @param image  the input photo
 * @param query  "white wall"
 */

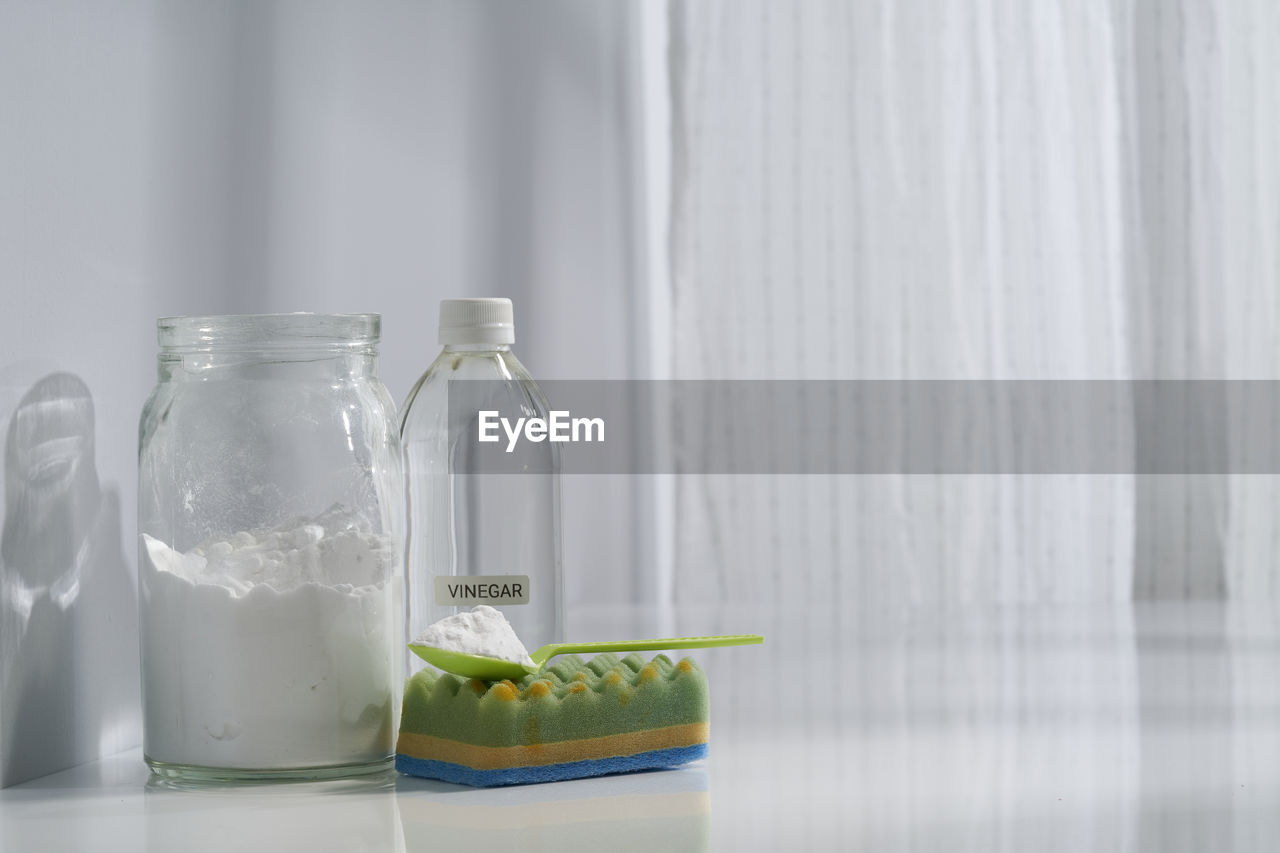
xmin=0 ymin=0 xmax=156 ymax=788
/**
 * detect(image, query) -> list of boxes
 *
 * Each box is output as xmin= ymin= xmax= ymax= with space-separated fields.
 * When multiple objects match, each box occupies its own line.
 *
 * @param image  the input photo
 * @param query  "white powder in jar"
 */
xmin=413 ymin=605 xmax=535 ymax=667
xmin=141 ymin=505 xmax=401 ymax=771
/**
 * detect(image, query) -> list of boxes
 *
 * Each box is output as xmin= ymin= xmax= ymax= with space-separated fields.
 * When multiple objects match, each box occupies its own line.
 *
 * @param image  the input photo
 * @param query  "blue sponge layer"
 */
xmin=396 ymin=743 xmax=708 ymax=788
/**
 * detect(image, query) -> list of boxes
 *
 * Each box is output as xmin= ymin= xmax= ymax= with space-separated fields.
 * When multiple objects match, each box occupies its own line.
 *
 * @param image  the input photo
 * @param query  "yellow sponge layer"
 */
xmin=397 ymin=722 xmax=709 ymax=769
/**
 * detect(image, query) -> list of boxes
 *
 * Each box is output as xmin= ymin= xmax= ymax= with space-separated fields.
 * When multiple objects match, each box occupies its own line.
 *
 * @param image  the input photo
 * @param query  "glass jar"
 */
xmin=137 ymin=314 xmax=404 ymax=782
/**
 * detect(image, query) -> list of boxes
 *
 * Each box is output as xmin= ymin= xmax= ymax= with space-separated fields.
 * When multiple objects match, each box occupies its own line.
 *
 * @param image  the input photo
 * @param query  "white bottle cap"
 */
xmin=438 ymin=298 xmax=515 ymax=345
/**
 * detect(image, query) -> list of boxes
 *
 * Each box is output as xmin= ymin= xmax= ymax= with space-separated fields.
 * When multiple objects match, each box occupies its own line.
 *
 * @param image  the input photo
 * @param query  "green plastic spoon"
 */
xmin=409 ymin=634 xmax=764 ymax=681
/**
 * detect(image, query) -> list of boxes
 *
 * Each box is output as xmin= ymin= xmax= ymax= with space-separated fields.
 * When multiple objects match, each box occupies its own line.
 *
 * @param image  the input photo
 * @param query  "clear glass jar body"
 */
xmin=400 ymin=344 xmax=563 ymax=666
xmin=137 ymin=314 xmax=404 ymax=782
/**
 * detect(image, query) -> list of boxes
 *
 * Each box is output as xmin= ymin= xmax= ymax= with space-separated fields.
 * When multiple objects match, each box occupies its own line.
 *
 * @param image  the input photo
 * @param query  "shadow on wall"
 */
xmin=0 ymin=373 xmax=139 ymax=787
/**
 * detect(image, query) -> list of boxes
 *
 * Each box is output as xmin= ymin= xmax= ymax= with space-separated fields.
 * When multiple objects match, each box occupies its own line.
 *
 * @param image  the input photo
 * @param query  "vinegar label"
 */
xmin=434 ymin=575 xmax=531 ymax=606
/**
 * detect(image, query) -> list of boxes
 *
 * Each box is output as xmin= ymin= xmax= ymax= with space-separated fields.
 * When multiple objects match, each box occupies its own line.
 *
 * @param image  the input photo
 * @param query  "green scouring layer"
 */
xmin=399 ymin=653 xmax=709 ymax=748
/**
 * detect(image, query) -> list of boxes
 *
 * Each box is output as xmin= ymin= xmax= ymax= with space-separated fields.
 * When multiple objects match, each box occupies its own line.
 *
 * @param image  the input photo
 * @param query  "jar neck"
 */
xmin=155 ymin=314 xmax=381 ymax=380
xmin=158 ymin=349 xmax=377 ymax=381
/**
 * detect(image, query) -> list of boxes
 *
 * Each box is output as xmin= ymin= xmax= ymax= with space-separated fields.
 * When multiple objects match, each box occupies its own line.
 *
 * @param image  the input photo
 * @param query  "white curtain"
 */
xmin=667 ymin=0 xmax=1280 ymax=606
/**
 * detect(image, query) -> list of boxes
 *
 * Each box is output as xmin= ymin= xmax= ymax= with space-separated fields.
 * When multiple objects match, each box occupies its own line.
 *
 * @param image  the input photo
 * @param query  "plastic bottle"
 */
xmin=400 ymin=298 xmax=563 ymax=666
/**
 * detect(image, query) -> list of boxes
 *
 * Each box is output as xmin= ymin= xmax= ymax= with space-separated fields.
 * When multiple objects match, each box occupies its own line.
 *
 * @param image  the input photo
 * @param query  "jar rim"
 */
xmin=157 ymin=313 xmax=380 ymax=350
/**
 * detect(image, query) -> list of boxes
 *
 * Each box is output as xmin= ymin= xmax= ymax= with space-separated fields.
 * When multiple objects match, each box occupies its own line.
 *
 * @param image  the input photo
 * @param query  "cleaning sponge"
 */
xmin=396 ymin=653 xmax=709 ymax=787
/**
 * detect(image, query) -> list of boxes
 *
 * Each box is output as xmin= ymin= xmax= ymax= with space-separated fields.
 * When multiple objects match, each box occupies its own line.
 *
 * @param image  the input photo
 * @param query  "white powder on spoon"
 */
xmin=413 ymin=605 xmax=534 ymax=667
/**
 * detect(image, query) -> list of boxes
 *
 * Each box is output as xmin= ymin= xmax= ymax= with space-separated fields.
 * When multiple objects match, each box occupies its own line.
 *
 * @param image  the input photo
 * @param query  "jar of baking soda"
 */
xmin=137 ymin=314 xmax=404 ymax=782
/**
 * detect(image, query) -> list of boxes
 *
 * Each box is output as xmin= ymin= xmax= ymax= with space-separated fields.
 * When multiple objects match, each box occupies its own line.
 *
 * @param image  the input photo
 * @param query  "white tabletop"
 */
xmin=4 ymin=601 xmax=1280 ymax=851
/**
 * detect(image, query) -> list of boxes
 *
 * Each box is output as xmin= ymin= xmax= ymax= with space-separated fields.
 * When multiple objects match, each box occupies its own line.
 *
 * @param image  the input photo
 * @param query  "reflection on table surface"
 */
xmin=1 ymin=751 xmax=708 ymax=853
xmin=5 ymin=602 xmax=1280 ymax=851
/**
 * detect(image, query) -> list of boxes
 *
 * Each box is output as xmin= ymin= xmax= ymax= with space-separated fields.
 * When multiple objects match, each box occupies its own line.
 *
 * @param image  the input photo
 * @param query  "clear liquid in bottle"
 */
xmin=400 ymin=298 xmax=563 ymax=666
